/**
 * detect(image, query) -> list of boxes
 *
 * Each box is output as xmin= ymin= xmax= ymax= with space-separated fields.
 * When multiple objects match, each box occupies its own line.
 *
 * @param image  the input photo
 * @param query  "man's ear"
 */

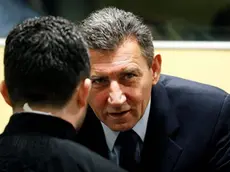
xmin=76 ymin=78 xmax=92 ymax=108
xmin=0 ymin=80 xmax=12 ymax=106
xmin=151 ymin=54 xmax=162 ymax=85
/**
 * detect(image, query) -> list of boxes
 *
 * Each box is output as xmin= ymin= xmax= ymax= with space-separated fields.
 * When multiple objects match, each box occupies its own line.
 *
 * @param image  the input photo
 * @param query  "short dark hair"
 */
xmin=80 ymin=7 xmax=154 ymax=67
xmin=4 ymin=16 xmax=90 ymax=108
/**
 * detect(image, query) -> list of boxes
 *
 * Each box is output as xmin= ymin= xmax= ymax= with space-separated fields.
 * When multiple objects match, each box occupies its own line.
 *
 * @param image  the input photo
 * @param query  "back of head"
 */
xmin=4 ymin=16 xmax=90 ymax=109
xmin=80 ymin=7 xmax=154 ymax=67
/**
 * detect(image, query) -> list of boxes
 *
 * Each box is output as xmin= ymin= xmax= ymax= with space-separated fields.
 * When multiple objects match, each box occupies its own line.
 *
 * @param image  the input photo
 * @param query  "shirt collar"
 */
xmin=3 ymin=112 xmax=78 ymax=141
xmin=101 ymin=98 xmax=151 ymax=151
xmin=22 ymin=102 xmax=53 ymax=116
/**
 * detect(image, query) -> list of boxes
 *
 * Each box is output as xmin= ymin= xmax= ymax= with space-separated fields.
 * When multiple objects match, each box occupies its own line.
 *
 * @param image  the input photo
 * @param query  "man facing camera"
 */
xmin=77 ymin=7 xmax=230 ymax=172
xmin=0 ymin=16 xmax=126 ymax=172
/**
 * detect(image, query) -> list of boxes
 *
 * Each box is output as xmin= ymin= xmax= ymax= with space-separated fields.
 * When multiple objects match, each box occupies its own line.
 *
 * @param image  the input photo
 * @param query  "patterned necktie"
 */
xmin=115 ymin=129 xmax=142 ymax=172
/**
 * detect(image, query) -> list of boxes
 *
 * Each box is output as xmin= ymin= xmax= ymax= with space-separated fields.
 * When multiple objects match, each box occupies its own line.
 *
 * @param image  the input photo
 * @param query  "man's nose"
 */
xmin=108 ymin=81 xmax=126 ymax=105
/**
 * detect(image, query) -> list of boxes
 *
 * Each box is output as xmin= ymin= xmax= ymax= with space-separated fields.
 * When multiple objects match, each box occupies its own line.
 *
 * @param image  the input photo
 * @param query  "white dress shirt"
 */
xmin=101 ymin=99 xmax=151 ymax=165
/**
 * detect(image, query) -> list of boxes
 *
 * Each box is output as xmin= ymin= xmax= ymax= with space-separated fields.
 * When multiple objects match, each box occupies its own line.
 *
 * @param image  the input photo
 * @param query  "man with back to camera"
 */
xmin=0 ymin=15 xmax=127 ymax=172
xmin=77 ymin=7 xmax=230 ymax=172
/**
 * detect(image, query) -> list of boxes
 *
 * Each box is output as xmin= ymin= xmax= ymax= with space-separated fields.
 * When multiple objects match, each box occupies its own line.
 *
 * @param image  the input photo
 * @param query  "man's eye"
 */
xmin=92 ymin=78 xmax=108 ymax=84
xmin=124 ymin=73 xmax=136 ymax=80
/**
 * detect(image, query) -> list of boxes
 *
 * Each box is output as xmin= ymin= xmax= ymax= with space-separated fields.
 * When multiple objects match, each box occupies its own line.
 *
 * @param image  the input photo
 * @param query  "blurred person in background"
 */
xmin=211 ymin=4 xmax=230 ymax=40
xmin=0 ymin=0 xmax=41 ymax=37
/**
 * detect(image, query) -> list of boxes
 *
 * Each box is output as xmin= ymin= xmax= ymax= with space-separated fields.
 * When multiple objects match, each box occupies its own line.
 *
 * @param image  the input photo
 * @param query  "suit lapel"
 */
xmin=162 ymin=138 xmax=183 ymax=172
xmin=140 ymin=81 xmax=183 ymax=172
xmin=77 ymin=108 xmax=109 ymax=159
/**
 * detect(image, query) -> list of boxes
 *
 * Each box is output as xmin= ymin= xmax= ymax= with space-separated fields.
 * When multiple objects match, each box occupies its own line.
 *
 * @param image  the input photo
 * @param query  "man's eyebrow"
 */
xmin=90 ymin=69 xmax=108 ymax=75
xmin=90 ymin=67 xmax=142 ymax=77
xmin=122 ymin=67 xmax=142 ymax=74
xmin=90 ymin=75 xmax=108 ymax=79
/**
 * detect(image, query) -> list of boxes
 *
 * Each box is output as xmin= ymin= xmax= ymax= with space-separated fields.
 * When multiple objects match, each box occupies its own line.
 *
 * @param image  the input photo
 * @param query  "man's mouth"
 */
xmin=108 ymin=110 xmax=130 ymax=116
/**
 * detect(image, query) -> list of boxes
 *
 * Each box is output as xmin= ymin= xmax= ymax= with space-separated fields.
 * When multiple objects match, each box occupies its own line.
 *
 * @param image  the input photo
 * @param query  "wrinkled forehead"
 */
xmin=89 ymin=39 xmax=143 ymax=62
xmin=88 ymin=40 xmax=149 ymax=75
xmin=90 ymin=57 xmax=141 ymax=76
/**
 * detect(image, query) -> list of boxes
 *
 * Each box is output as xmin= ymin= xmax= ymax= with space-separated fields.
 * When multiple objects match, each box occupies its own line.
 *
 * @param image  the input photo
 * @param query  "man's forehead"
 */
xmin=91 ymin=62 xmax=140 ymax=75
xmin=90 ymin=52 xmax=138 ymax=63
xmin=91 ymin=58 xmax=132 ymax=66
xmin=89 ymin=40 xmax=142 ymax=64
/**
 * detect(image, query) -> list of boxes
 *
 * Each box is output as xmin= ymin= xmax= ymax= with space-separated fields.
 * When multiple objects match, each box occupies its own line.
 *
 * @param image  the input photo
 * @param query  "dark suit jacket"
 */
xmin=0 ymin=112 xmax=127 ymax=172
xmin=77 ymin=74 xmax=230 ymax=172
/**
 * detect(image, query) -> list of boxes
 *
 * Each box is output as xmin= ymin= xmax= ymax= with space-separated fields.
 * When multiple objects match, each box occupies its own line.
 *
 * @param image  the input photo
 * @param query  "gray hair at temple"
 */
xmin=80 ymin=7 xmax=154 ymax=67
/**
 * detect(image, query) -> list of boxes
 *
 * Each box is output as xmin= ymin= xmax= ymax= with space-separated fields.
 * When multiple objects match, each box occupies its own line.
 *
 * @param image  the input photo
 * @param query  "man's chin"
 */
xmin=108 ymin=122 xmax=135 ymax=132
xmin=103 ymin=111 xmax=137 ymax=131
